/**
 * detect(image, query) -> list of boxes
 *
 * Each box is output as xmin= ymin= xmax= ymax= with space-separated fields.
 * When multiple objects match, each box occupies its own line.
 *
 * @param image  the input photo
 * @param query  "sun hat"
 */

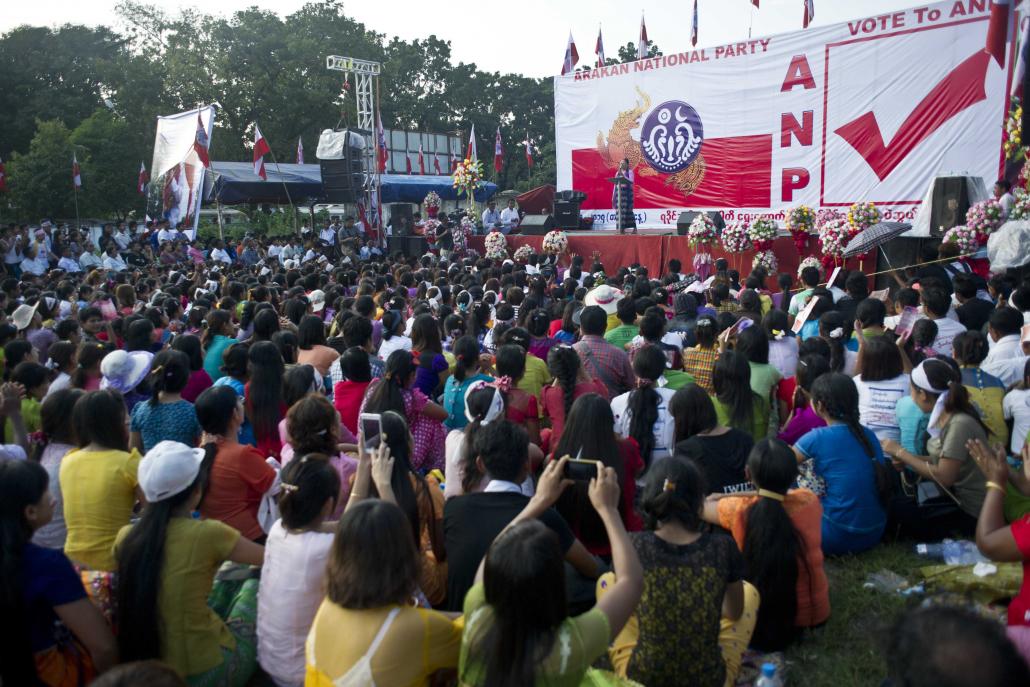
xmin=138 ymin=440 xmax=207 ymax=502
xmin=309 ymin=289 xmax=326 ymax=312
xmin=11 ymin=303 xmax=37 ymax=331
xmin=584 ymin=284 xmax=624 ymax=315
xmin=100 ymin=349 xmax=154 ymax=394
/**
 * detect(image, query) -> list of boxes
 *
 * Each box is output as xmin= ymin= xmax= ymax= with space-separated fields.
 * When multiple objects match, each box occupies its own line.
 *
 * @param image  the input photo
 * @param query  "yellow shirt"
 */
xmin=305 ymin=601 xmax=461 ymax=687
xmin=516 ymin=352 xmax=551 ymax=401
xmin=60 ymin=447 xmax=142 ymax=570
xmin=115 ymin=518 xmax=240 ymax=677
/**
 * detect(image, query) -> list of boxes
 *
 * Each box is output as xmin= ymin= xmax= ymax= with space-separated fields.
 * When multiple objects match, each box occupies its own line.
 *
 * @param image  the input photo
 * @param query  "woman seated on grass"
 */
xmin=0 ymin=459 xmax=118 ymax=686
xmin=793 ymin=373 xmax=889 ymax=555
xmin=607 ymin=455 xmax=758 ymax=687
xmin=304 ymin=499 xmax=462 ymax=685
xmin=703 ymin=438 xmax=830 ymax=651
xmin=458 ymin=457 xmax=643 ymax=687
xmin=115 ymin=441 xmax=265 ymax=686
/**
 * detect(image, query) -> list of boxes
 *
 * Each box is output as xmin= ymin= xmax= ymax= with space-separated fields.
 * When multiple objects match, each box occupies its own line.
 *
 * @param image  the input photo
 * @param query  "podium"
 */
xmin=609 ymin=176 xmax=633 ymax=232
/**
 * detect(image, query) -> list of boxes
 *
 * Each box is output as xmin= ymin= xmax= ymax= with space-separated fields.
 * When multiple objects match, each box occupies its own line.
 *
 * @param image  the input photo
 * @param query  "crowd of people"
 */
xmin=2 ymin=215 xmax=1030 ymax=687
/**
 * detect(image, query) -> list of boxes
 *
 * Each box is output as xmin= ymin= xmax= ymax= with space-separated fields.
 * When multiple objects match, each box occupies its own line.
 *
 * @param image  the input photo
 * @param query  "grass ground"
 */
xmin=784 ymin=542 xmax=927 ymax=686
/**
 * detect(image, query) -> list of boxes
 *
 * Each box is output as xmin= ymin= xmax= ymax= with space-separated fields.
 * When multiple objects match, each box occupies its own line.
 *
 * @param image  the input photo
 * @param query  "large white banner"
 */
xmin=555 ymin=0 xmax=1018 ymax=230
xmin=148 ymin=106 xmax=216 ymax=239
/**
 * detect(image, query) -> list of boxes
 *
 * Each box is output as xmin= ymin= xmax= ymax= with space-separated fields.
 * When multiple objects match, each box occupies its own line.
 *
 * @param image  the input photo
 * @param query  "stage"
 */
xmin=468 ymin=230 xmax=812 ymax=278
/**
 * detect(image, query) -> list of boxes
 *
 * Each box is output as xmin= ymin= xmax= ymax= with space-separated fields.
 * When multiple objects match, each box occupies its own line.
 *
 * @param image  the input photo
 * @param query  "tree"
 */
xmin=616 ymin=40 xmax=662 ymax=63
xmin=71 ymin=110 xmax=142 ymax=220
xmin=7 ymin=119 xmax=78 ymax=221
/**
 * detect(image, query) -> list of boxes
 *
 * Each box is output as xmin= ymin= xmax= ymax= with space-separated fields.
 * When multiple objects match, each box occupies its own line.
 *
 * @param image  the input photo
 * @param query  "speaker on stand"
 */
xmin=928 ymin=177 xmax=971 ymax=238
xmin=318 ymin=129 xmax=366 ymax=204
xmin=520 ymin=215 xmax=555 ymax=235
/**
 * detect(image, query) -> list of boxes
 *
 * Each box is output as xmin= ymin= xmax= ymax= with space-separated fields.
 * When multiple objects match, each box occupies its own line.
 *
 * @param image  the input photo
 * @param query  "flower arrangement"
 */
xmin=452 ymin=158 xmax=484 ymax=210
xmin=965 ymin=199 xmax=1003 ymax=242
xmin=1005 ymin=98 xmax=1024 ymax=161
xmin=542 ymin=230 xmax=569 ymax=255
xmin=1010 ymin=191 xmax=1030 ymax=221
xmin=720 ymin=219 xmax=752 ymax=253
xmin=815 ymin=208 xmax=842 ymax=230
xmin=454 ymin=215 xmax=475 ymax=254
xmin=942 ymin=225 xmax=978 ymax=255
xmin=752 ymin=250 xmax=778 ymax=273
xmin=818 ymin=217 xmax=852 ymax=269
xmin=419 ymin=218 xmax=440 ymax=238
xmin=513 ymin=245 xmax=534 ymax=263
xmin=797 ymin=256 xmax=822 ymax=277
xmin=748 ymin=217 xmax=778 ymax=251
xmin=785 ymin=205 xmax=816 ymax=254
xmin=687 ymin=213 xmax=718 ymax=248
xmin=423 ymin=191 xmax=441 ymax=209
xmin=484 ymin=231 xmax=508 ymax=260
xmin=847 ymin=201 xmax=880 ymax=233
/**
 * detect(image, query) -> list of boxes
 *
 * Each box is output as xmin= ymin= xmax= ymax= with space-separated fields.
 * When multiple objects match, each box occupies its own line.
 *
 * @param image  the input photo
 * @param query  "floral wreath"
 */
xmin=942 ymin=225 xmax=978 ymax=255
xmin=748 ymin=217 xmax=778 ymax=251
xmin=752 ymin=250 xmax=778 ymax=273
xmin=423 ymin=191 xmax=441 ymax=209
xmin=720 ymin=219 xmax=752 ymax=253
xmin=687 ymin=213 xmax=718 ymax=249
xmin=965 ymin=199 xmax=1003 ymax=244
xmin=542 ymin=230 xmax=569 ymax=255
xmin=484 ymin=231 xmax=508 ymax=260
xmin=785 ymin=205 xmax=815 ymax=255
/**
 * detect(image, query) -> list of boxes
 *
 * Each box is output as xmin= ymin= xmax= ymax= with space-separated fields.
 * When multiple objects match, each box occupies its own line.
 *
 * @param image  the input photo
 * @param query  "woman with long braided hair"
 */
xmin=792 ymin=372 xmax=889 ymax=555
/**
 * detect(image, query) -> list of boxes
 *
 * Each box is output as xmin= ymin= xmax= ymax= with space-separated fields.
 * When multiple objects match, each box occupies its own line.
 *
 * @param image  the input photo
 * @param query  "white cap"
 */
xmin=11 ymin=303 xmax=36 ymax=331
xmin=138 ymin=440 xmax=207 ymax=502
xmin=309 ymin=289 xmax=326 ymax=312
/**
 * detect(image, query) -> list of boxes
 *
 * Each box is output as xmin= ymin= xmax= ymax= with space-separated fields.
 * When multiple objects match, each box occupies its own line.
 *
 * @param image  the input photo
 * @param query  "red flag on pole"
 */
xmin=691 ymin=0 xmax=699 ymax=46
xmin=561 ymin=32 xmax=579 ymax=75
xmin=595 ymin=27 xmax=605 ymax=68
xmin=252 ymin=124 xmax=271 ymax=180
xmin=193 ymin=112 xmax=211 ymax=168
xmin=0 ymin=155 xmax=7 ymax=193
xmin=296 ymin=137 xmax=304 ymax=165
xmin=137 ymin=161 xmax=149 ymax=195
xmin=375 ymin=111 xmax=389 ymax=173
xmin=418 ymin=143 xmax=426 ymax=175
xmin=494 ymin=127 xmax=504 ymax=173
xmin=803 ymin=0 xmax=815 ymax=29
xmin=405 ymin=153 xmax=412 ymax=175
xmin=467 ymin=124 xmax=478 ymax=163
xmin=752 ymin=0 xmax=760 ymax=6
xmin=525 ymin=137 xmax=534 ymax=169
xmin=434 ymin=156 xmax=442 ymax=175
xmin=985 ymin=0 xmax=1010 ymax=67
xmin=637 ymin=14 xmax=649 ymax=60
xmin=72 ymin=153 xmax=82 ymax=189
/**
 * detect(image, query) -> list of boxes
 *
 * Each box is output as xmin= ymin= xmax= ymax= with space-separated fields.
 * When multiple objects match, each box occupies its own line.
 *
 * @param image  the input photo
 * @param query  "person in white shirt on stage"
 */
xmin=499 ymin=199 xmax=520 ymax=234
xmin=101 ymin=244 xmax=127 ymax=272
xmin=210 ymin=240 xmax=233 ymax=265
xmin=995 ymin=178 xmax=1016 ymax=219
xmin=57 ymin=245 xmax=83 ymax=273
xmin=481 ymin=200 xmax=501 ymax=232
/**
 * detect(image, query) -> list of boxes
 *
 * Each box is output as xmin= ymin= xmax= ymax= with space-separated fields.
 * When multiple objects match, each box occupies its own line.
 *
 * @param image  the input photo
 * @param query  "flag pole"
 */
xmin=749 ymin=3 xmax=755 ymax=38
xmin=73 ymin=185 xmax=81 ymax=234
xmin=267 ymin=145 xmax=298 ymax=233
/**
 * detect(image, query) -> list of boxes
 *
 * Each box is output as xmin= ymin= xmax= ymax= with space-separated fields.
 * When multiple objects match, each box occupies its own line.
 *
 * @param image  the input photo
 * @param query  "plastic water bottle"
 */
xmin=915 ymin=542 xmax=945 ymax=559
xmin=755 ymin=662 xmax=782 ymax=687
xmin=942 ymin=539 xmax=985 ymax=565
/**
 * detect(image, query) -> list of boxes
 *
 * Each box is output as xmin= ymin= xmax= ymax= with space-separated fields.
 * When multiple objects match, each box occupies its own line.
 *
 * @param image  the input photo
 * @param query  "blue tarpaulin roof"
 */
xmin=204 ymin=161 xmax=497 ymax=205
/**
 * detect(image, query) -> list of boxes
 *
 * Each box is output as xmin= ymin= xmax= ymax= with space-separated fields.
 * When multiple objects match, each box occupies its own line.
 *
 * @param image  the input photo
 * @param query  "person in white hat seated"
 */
xmin=100 ymin=349 xmax=154 ymax=414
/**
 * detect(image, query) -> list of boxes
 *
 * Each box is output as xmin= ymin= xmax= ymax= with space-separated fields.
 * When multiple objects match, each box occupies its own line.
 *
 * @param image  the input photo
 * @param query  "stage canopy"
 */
xmin=204 ymin=161 xmax=498 ymax=205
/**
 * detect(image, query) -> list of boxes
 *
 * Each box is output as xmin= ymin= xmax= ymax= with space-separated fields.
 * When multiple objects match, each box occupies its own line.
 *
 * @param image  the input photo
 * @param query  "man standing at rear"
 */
xmin=573 ymin=305 xmax=636 ymax=398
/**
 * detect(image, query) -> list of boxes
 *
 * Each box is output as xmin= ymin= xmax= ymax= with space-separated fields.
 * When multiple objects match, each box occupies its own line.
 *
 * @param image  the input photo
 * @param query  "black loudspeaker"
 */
xmin=555 ymin=190 xmax=588 ymax=203
xmin=389 ymin=204 xmax=414 ymax=236
xmin=553 ymin=201 xmax=580 ymax=229
xmin=320 ymin=155 xmax=364 ymax=203
xmin=676 ymin=211 xmax=725 ymax=235
xmin=387 ymin=235 xmax=428 ymax=258
xmin=520 ymin=214 xmax=555 ymax=235
xmin=929 ymin=177 xmax=971 ymax=238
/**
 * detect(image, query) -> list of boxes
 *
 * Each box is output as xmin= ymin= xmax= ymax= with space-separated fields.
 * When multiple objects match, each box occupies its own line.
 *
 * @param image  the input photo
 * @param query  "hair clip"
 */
xmin=662 ymin=478 xmax=676 ymax=492
xmin=280 ymin=483 xmax=299 ymax=493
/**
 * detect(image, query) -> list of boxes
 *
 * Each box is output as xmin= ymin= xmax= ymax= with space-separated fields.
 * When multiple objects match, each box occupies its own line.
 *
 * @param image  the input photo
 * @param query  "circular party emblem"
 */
xmin=639 ymin=101 xmax=704 ymax=174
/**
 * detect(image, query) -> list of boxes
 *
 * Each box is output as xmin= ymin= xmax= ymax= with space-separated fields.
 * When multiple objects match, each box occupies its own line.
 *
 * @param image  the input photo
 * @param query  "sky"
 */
xmin=3 ymin=0 xmax=936 ymax=78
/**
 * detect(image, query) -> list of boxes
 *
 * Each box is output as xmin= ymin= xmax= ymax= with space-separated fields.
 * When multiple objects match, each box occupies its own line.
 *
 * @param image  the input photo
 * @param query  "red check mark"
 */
xmin=834 ymin=50 xmax=991 ymax=182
